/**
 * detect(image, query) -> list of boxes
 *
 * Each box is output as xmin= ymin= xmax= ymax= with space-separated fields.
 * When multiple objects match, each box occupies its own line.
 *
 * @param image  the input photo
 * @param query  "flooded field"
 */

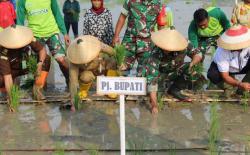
xmin=2 ymin=101 xmax=250 ymax=154
xmin=2 ymin=0 xmax=250 ymax=155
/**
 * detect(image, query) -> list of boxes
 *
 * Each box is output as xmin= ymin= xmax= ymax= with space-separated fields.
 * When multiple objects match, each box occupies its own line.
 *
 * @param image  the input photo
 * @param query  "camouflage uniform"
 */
xmin=159 ymin=43 xmax=203 ymax=91
xmin=121 ymin=0 xmax=161 ymax=92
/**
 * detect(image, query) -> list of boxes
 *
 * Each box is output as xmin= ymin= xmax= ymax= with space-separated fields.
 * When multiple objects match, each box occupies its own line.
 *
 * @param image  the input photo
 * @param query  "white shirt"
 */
xmin=213 ymin=47 xmax=250 ymax=73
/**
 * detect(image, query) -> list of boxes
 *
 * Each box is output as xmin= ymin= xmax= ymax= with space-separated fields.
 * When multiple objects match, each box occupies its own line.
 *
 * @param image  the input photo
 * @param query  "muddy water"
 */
xmin=1 ymin=102 xmax=250 ymax=154
xmin=2 ymin=0 xmax=250 ymax=154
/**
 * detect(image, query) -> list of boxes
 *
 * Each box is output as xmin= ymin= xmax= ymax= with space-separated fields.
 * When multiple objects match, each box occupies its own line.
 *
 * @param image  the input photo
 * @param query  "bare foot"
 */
xmin=151 ymin=106 xmax=158 ymax=115
xmin=70 ymin=104 xmax=76 ymax=112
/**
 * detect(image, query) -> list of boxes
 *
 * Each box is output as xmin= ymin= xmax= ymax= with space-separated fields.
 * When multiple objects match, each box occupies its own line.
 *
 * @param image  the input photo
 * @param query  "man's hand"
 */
xmin=112 ymin=35 xmax=120 ymax=46
xmin=239 ymin=82 xmax=250 ymax=91
xmin=64 ymin=35 xmax=71 ymax=47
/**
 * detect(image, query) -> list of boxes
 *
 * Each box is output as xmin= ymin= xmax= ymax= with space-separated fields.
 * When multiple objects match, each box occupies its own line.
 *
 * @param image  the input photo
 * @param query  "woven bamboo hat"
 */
xmin=151 ymin=28 xmax=188 ymax=52
xmin=217 ymin=25 xmax=250 ymax=50
xmin=0 ymin=25 xmax=33 ymax=49
xmin=67 ymin=35 xmax=101 ymax=64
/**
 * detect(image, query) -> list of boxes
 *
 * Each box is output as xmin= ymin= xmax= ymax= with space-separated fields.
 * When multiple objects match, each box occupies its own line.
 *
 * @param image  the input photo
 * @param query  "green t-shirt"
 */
xmin=188 ymin=7 xmax=231 ymax=48
xmin=17 ymin=0 xmax=67 ymax=38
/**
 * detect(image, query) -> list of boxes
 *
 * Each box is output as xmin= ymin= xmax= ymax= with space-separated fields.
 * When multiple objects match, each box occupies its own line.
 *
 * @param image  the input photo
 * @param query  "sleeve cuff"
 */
xmin=121 ymin=8 xmax=128 ymax=16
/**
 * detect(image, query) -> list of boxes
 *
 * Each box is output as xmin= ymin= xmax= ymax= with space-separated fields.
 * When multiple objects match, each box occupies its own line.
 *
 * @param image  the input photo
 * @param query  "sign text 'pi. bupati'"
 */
xmin=97 ymin=77 xmax=146 ymax=95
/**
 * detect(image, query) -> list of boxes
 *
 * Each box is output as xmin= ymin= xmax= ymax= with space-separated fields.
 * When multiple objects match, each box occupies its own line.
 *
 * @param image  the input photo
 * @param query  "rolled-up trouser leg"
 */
xmin=137 ymin=52 xmax=160 ymax=93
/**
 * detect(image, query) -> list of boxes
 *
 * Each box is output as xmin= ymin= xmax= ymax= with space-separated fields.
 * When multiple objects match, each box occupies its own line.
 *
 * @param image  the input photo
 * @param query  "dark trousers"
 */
xmin=207 ymin=59 xmax=250 ymax=84
xmin=65 ymin=20 xmax=78 ymax=38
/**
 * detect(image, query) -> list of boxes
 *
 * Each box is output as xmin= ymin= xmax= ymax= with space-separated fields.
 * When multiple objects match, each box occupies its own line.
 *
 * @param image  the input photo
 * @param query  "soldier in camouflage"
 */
xmin=159 ymin=42 xmax=204 ymax=101
xmin=113 ymin=0 xmax=162 ymax=114
xmin=151 ymin=27 xmax=204 ymax=101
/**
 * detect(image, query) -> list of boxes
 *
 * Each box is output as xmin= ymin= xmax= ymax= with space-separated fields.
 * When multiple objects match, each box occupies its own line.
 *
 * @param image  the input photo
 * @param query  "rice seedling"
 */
xmin=53 ymin=143 xmax=65 ymax=155
xmin=157 ymin=92 xmax=164 ymax=111
xmin=168 ymin=143 xmax=176 ymax=155
xmin=114 ymin=44 xmax=126 ymax=75
xmin=114 ymin=44 xmax=126 ymax=66
xmin=88 ymin=149 xmax=100 ymax=155
xmin=27 ymin=55 xmax=38 ymax=75
xmin=9 ymin=85 xmax=21 ymax=112
xmin=128 ymin=139 xmax=145 ymax=155
xmin=22 ymin=55 xmax=38 ymax=90
xmin=242 ymin=91 xmax=249 ymax=112
xmin=86 ymin=144 xmax=101 ymax=155
xmin=74 ymin=93 xmax=81 ymax=110
xmin=209 ymin=99 xmax=220 ymax=155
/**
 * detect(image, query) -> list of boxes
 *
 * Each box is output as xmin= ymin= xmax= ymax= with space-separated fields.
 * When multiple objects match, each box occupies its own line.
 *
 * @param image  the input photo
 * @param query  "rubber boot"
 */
xmin=106 ymin=70 xmax=118 ymax=99
xmin=78 ymin=82 xmax=92 ymax=99
xmin=59 ymin=63 xmax=69 ymax=89
xmin=167 ymin=76 xmax=191 ymax=101
xmin=33 ymin=71 xmax=48 ymax=100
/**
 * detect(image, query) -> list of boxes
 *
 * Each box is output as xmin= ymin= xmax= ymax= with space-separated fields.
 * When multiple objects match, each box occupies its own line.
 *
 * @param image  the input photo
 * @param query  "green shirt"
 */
xmin=188 ymin=7 xmax=231 ymax=48
xmin=17 ymin=0 xmax=67 ymax=38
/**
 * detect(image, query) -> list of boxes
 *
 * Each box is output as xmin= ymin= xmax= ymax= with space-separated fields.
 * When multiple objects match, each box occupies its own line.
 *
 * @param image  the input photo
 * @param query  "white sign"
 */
xmin=97 ymin=76 xmax=146 ymax=95
xmin=97 ymin=76 xmax=146 ymax=155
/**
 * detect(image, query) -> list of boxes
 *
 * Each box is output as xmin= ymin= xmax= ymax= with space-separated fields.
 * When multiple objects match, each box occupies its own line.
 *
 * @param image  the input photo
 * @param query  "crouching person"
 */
xmin=0 ymin=25 xmax=51 ymax=104
xmin=207 ymin=25 xmax=250 ymax=95
xmin=151 ymin=28 xmax=203 ymax=101
xmin=67 ymin=35 xmax=118 ymax=111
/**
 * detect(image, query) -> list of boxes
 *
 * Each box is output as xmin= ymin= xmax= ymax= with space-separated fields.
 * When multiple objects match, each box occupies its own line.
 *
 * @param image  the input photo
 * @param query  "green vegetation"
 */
xmin=168 ymin=144 xmax=176 ymax=155
xmin=157 ymin=92 xmax=164 ymax=111
xmin=209 ymin=101 xmax=220 ymax=155
xmin=27 ymin=55 xmax=38 ymax=75
xmin=21 ymin=55 xmax=38 ymax=89
xmin=128 ymin=140 xmax=145 ymax=155
xmin=74 ymin=93 xmax=81 ymax=110
xmin=114 ymin=44 xmax=126 ymax=67
xmin=53 ymin=143 xmax=66 ymax=155
xmin=242 ymin=92 xmax=249 ymax=112
xmin=88 ymin=149 xmax=100 ymax=155
xmin=9 ymin=85 xmax=21 ymax=112
xmin=87 ymin=144 xmax=101 ymax=155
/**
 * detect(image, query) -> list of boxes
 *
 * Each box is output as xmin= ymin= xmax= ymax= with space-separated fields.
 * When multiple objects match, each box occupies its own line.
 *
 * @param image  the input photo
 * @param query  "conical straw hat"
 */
xmin=0 ymin=25 xmax=33 ymax=49
xmin=217 ymin=25 xmax=250 ymax=50
xmin=151 ymin=28 xmax=188 ymax=52
xmin=67 ymin=35 xmax=101 ymax=64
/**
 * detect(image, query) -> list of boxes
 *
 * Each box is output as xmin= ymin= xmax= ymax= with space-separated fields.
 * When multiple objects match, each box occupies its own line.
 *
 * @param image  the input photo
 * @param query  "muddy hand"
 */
xmin=239 ymin=82 xmax=250 ymax=91
xmin=112 ymin=35 xmax=120 ymax=47
xmin=64 ymin=35 xmax=71 ymax=47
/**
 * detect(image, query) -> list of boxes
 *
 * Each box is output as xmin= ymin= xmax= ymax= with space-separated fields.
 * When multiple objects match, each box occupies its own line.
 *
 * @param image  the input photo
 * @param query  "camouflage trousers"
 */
xmin=36 ymin=34 xmax=66 ymax=59
xmin=122 ymin=36 xmax=160 ymax=92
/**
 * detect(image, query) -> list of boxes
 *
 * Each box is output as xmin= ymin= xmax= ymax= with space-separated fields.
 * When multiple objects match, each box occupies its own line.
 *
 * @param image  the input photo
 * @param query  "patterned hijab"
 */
xmin=91 ymin=0 xmax=105 ymax=15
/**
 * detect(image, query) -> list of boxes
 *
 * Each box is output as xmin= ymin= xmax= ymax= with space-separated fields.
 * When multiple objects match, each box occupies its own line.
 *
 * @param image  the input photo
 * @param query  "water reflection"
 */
xmin=47 ymin=106 xmax=62 ymax=134
xmin=180 ymin=108 xmax=193 ymax=121
xmin=18 ymin=105 xmax=36 ymax=123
